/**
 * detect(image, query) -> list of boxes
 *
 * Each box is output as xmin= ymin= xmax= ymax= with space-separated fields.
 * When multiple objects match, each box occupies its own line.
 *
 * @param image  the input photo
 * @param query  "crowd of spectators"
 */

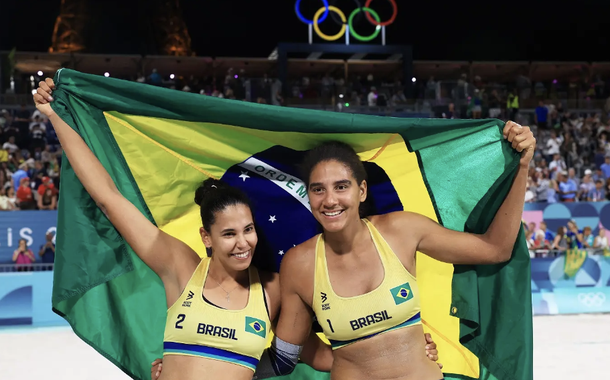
xmin=518 ymin=99 xmax=610 ymax=258
xmin=0 ymin=105 xmax=61 ymax=211
xmin=12 ymin=66 xmax=604 ymax=123
xmin=524 ymin=219 xmax=609 ymax=258
xmin=3 ymin=69 xmax=610 ymax=213
xmin=3 ymin=71 xmax=610 ymax=272
xmin=525 ymin=106 xmax=610 ymax=203
xmin=423 ymin=72 xmax=610 ymax=118
xmin=129 ymin=68 xmax=412 ymax=109
xmin=138 ymin=68 xmax=286 ymax=106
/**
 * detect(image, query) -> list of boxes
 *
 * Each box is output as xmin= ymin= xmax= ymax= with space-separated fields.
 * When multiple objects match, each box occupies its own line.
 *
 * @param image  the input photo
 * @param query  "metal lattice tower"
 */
xmin=154 ymin=0 xmax=193 ymax=56
xmin=49 ymin=0 xmax=87 ymax=53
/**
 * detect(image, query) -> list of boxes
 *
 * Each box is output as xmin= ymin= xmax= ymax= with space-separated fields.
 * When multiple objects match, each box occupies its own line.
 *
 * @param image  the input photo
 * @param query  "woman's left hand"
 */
xmin=503 ymin=121 xmax=536 ymax=168
xmin=425 ymin=333 xmax=443 ymax=369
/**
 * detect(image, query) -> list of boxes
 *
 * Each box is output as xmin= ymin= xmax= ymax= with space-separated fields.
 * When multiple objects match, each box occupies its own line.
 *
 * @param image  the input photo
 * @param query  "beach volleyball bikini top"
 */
xmin=312 ymin=219 xmax=422 ymax=350
xmin=163 ymin=258 xmax=270 ymax=372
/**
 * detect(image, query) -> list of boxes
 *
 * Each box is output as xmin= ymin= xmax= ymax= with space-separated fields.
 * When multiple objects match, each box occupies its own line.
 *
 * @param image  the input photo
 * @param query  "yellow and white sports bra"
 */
xmin=312 ymin=218 xmax=422 ymax=350
xmin=163 ymin=258 xmax=270 ymax=371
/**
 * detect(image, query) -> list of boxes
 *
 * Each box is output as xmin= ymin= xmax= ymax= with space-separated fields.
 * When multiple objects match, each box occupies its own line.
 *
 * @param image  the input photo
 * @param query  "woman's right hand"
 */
xmin=33 ymin=78 xmax=57 ymax=119
xmin=151 ymin=358 xmax=163 ymax=380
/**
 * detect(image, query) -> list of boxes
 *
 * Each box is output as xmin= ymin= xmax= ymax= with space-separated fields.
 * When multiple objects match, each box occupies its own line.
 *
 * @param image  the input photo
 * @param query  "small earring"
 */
xmin=206 ymin=247 xmax=213 ymax=257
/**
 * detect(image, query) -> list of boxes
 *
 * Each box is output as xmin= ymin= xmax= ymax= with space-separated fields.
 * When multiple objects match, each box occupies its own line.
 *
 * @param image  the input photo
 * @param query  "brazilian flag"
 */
xmin=50 ymin=69 xmax=532 ymax=380
xmin=564 ymin=249 xmax=587 ymax=278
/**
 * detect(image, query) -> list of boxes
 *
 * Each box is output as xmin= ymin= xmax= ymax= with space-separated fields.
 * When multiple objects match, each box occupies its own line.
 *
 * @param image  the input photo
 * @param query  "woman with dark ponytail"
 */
xmin=34 ymin=78 xmax=442 ymax=380
xmin=34 ymin=78 xmax=334 ymax=380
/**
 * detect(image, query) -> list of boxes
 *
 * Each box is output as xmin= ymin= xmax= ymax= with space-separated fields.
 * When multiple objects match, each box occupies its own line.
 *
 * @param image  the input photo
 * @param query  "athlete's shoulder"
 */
xmin=369 ymin=211 xmax=428 ymax=237
xmin=369 ymin=211 xmax=416 ymax=228
xmin=284 ymin=234 xmax=318 ymax=263
xmin=279 ymin=235 xmax=317 ymax=281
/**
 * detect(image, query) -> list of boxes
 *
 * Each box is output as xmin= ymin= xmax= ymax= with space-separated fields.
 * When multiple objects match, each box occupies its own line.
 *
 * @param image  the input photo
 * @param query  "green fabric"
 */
xmin=50 ymin=69 xmax=532 ymax=380
xmin=419 ymin=125 xmax=532 ymax=380
xmin=51 ymin=85 xmax=165 ymax=376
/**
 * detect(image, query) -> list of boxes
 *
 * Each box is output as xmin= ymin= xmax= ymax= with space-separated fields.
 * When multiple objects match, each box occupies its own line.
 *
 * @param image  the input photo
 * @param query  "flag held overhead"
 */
xmin=50 ymin=69 xmax=532 ymax=380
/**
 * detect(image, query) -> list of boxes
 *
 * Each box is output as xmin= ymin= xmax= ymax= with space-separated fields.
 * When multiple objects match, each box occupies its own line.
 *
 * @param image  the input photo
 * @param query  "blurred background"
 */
xmin=1 ymin=0 xmax=609 ymax=379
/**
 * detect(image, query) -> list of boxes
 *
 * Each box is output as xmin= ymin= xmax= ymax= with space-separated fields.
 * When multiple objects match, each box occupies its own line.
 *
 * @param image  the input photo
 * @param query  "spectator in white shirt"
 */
xmin=367 ymin=87 xmax=378 ymax=106
xmin=29 ymin=115 xmax=46 ymax=132
xmin=545 ymin=130 xmax=562 ymax=162
xmin=548 ymin=153 xmax=567 ymax=180
xmin=2 ymin=136 xmax=18 ymax=154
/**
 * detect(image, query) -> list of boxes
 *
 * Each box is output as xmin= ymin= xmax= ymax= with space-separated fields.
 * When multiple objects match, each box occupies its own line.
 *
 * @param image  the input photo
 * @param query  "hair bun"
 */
xmin=194 ymin=178 xmax=226 ymax=206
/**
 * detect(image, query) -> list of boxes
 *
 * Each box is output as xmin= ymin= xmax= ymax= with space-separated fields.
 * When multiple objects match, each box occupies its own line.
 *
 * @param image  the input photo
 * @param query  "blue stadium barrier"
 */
xmin=0 ymin=255 xmax=608 ymax=328
xmin=531 ymin=254 xmax=610 ymax=315
xmin=0 ymin=269 xmax=67 ymax=327
xmin=0 ymin=211 xmax=57 ymax=264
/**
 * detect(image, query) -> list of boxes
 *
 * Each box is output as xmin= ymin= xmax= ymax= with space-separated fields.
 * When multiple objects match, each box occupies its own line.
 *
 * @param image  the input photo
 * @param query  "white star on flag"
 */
xmin=269 ymin=215 xmax=277 ymax=223
xmin=239 ymin=171 xmax=250 ymax=182
xmin=278 ymin=250 xmax=285 ymax=255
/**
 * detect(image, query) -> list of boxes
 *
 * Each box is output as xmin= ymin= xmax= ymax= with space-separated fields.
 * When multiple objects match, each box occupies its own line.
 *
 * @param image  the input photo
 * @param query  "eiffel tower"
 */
xmin=49 ymin=0 xmax=87 ymax=53
xmin=154 ymin=0 xmax=194 ymax=56
xmin=49 ymin=0 xmax=193 ymax=56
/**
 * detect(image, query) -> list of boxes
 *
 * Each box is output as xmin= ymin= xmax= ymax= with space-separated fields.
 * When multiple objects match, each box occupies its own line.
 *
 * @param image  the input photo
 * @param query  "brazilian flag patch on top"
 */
xmin=245 ymin=316 xmax=267 ymax=338
xmin=390 ymin=282 xmax=414 ymax=305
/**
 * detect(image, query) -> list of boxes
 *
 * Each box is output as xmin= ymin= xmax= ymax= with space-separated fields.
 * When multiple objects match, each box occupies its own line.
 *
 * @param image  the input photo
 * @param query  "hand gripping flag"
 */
xmin=49 ymin=69 xmax=532 ymax=380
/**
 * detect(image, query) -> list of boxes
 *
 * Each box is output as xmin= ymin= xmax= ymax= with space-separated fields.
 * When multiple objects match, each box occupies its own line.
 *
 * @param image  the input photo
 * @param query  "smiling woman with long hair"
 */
xmin=271 ymin=125 xmax=535 ymax=380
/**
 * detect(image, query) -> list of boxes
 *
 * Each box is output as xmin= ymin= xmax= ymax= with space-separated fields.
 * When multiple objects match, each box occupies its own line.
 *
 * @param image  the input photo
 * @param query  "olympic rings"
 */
xmin=364 ymin=0 xmax=397 ymax=27
xmin=578 ymin=292 xmax=606 ymax=307
xmin=328 ymin=0 xmax=363 ymax=26
xmin=295 ymin=0 xmax=329 ymax=25
xmin=313 ymin=6 xmax=346 ymax=41
xmin=348 ymin=7 xmax=380 ymax=42
xmin=295 ymin=0 xmax=396 ymax=42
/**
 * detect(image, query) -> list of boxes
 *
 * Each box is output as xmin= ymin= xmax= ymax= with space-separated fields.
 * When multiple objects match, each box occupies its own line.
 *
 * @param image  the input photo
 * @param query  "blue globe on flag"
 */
xmin=220 ymin=145 xmax=404 ymax=272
